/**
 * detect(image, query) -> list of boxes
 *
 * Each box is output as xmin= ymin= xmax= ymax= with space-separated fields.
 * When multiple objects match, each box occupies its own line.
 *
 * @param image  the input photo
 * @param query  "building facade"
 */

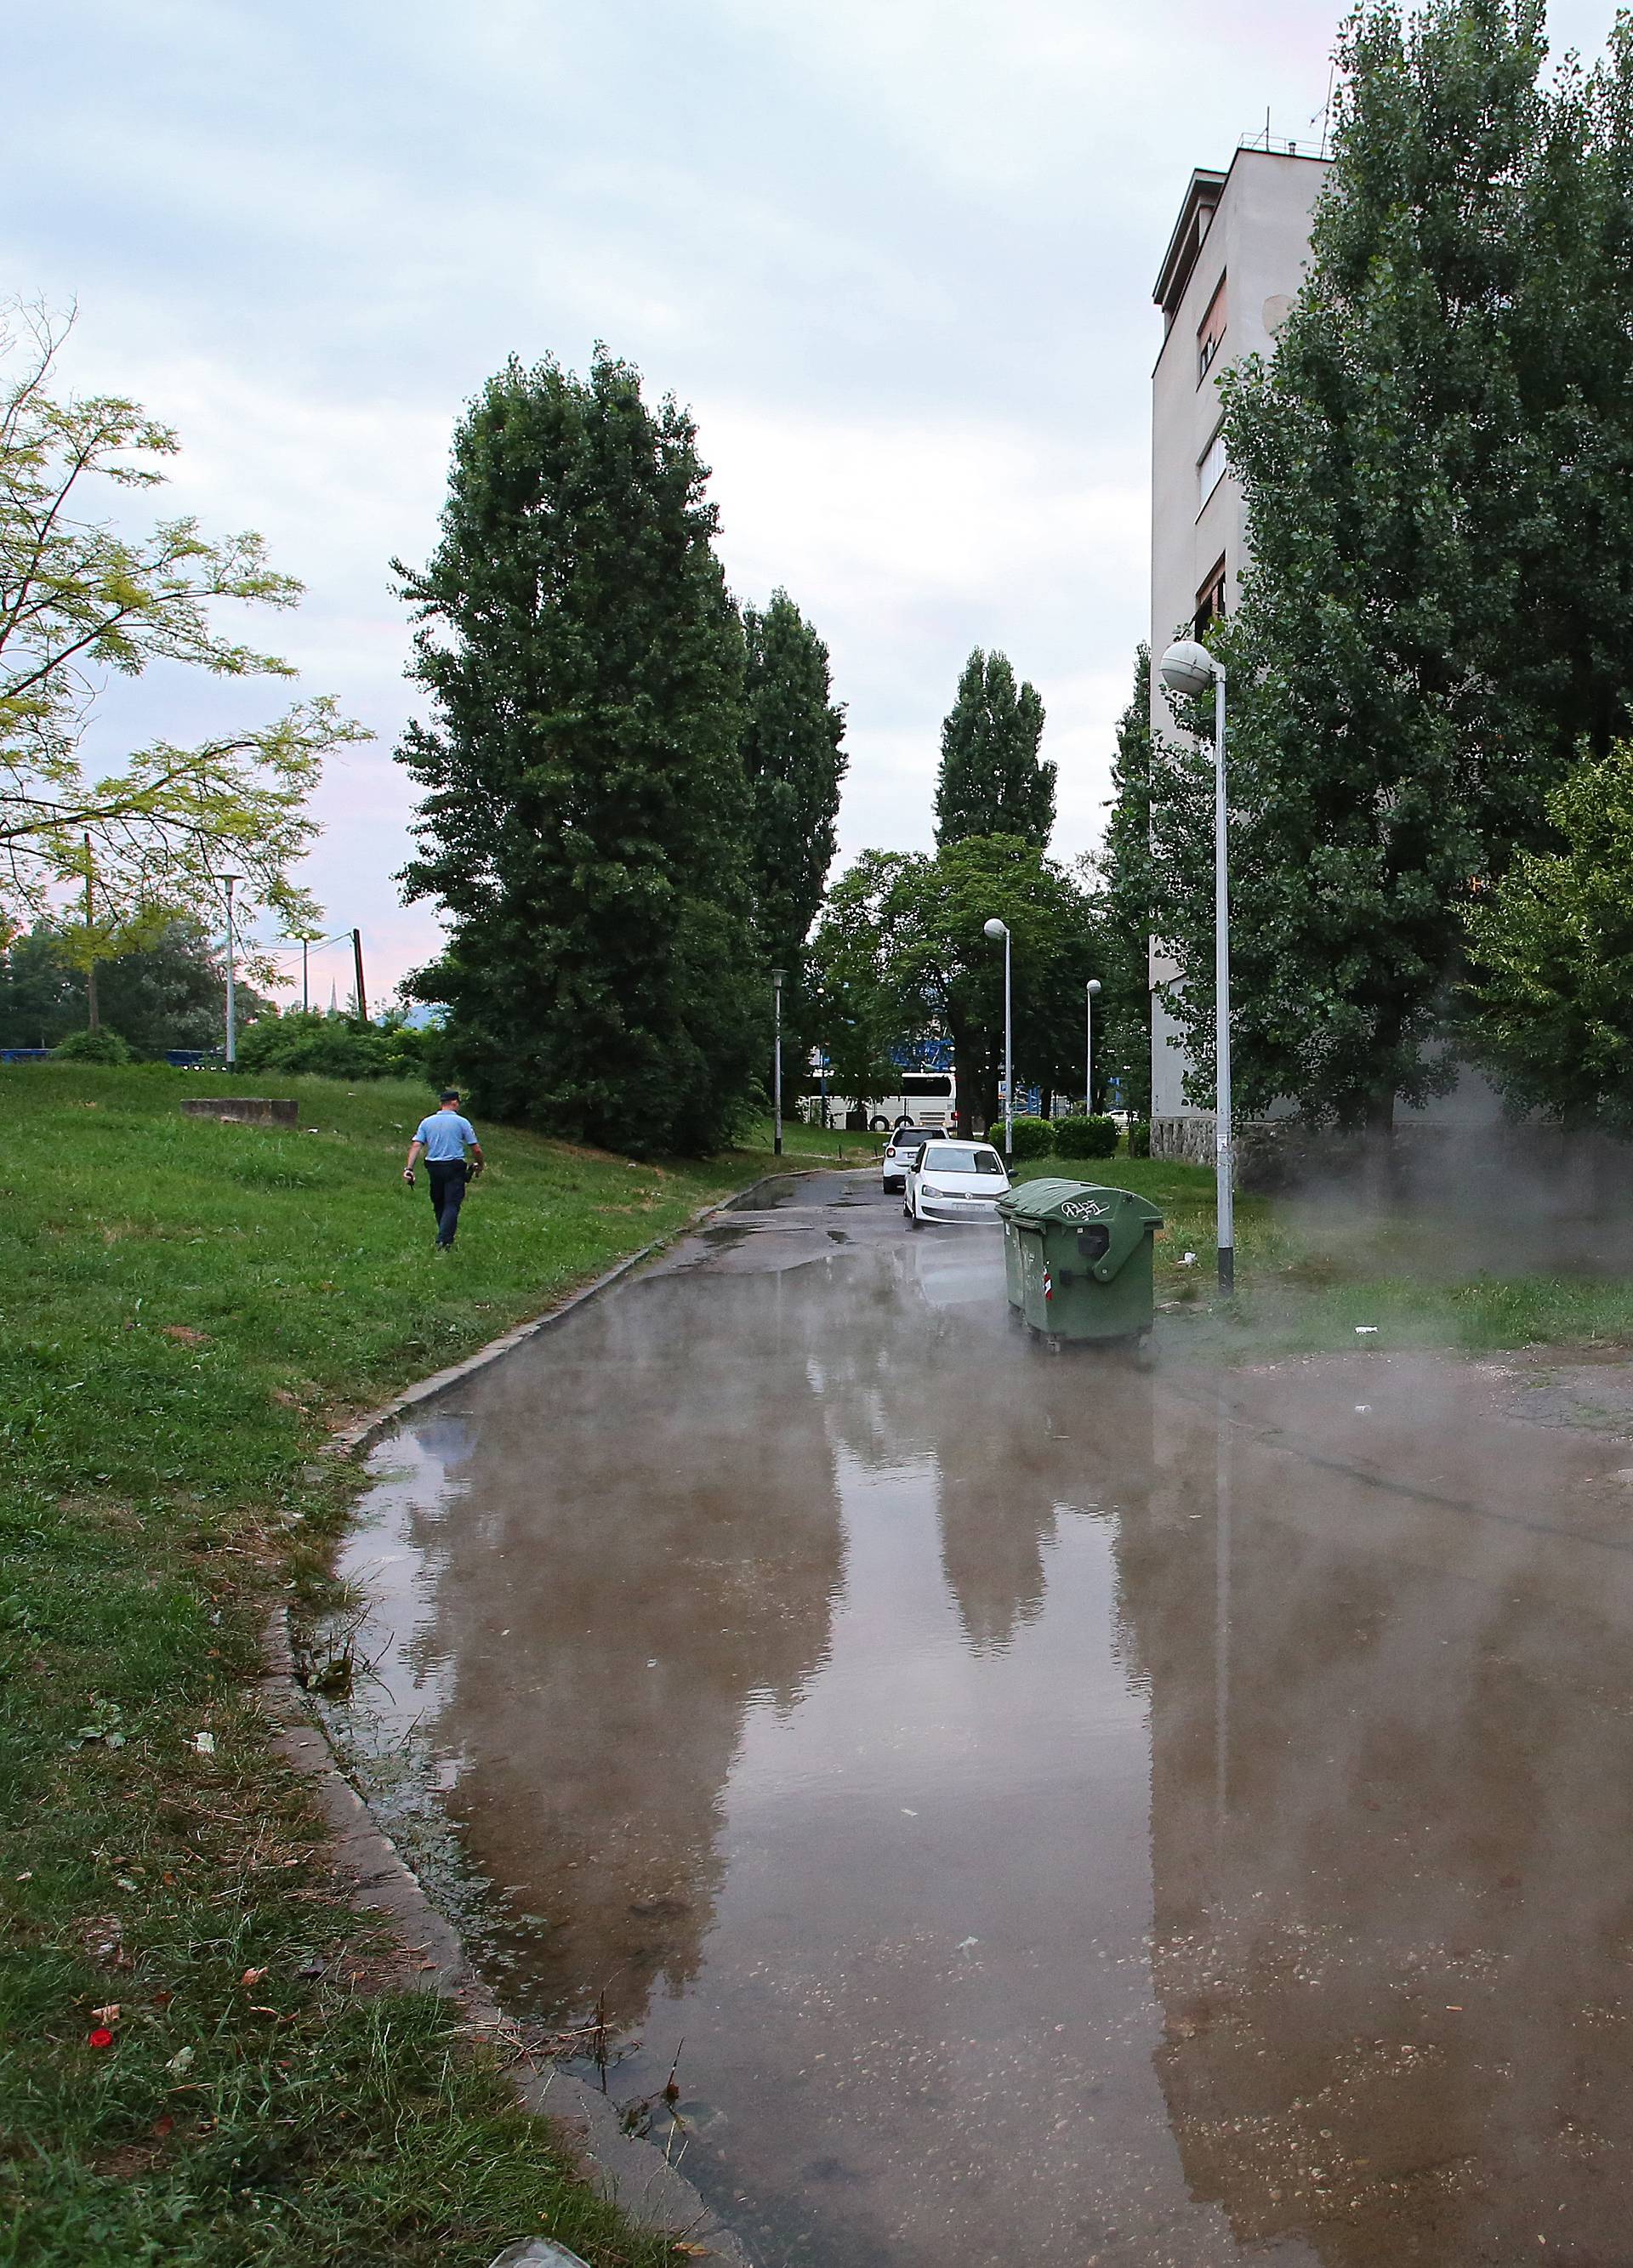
xmin=1147 ymin=148 xmax=1329 ymax=1162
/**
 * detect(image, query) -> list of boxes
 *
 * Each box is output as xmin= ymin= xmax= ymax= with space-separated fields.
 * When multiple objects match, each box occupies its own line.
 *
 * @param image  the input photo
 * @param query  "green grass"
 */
xmin=1016 ymin=1148 xmax=1633 ymax=1352
xmin=1 ymin=1063 xmax=783 ymax=2267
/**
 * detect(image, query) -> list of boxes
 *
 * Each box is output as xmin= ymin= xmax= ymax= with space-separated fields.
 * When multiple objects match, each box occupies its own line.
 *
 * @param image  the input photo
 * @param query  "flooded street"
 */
xmin=339 ymin=1171 xmax=1633 ymax=2265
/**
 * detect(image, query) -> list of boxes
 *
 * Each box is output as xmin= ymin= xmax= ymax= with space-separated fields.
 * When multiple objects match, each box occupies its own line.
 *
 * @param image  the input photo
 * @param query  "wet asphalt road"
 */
xmin=339 ymin=1168 xmax=1633 ymax=2266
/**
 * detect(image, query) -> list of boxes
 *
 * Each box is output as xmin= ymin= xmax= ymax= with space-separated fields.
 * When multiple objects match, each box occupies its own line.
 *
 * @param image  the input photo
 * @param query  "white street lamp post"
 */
xmin=222 ymin=874 xmax=242 ymax=1068
xmin=1158 ymin=638 xmax=1233 ymax=1293
xmin=983 ymin=918 xmax=1013 ymax=1158
xmin=1084 ymin=977 xmax=1101 ymax=1117
xmin=771 ymin=968 xmax=785 ymax=1157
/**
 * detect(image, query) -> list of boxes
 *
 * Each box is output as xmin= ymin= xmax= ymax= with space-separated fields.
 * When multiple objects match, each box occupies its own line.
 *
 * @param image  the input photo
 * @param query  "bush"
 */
xmin=54 ymin=1026 xmax=130 ymax=1063
xmin=1053 ymin=1112 xmax=1119 ymax=1160
xmin=1129 ymin=1121 xmax=1152 ymax=1159
xmin=1002 ymin=1114 xmax=1056 ymax=1160
xmin=235 ymin=1009 xmax=432 ymax=1082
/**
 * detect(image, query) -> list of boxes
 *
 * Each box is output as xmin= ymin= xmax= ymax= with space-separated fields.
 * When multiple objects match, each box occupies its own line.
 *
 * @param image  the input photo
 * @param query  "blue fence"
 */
xmin=0 ymin=1048 xmax=214 ymax=1066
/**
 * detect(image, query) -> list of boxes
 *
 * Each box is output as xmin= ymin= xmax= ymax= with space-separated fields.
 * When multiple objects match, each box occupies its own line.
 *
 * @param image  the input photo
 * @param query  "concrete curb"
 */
xmin=261 ymin=1613 xmax=754 ymax=2261
xmin=259 ymin=1171 xmax=830 ymax=2259
xmin=326 ymin=1171 xmax=809 ymax=1460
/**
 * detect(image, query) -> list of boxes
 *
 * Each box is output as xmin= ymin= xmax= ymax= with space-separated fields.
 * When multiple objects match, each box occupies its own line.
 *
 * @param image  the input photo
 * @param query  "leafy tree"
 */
xmin=741 ymin=590 xmax=847 ymax=1087
xmin=934 ymin=650 xmax=1054 ymax=849
xmin=0 ymin=916 xmax=267 ymax=1052
xmin=805 ymin=850 xmax=913 ymax=1109
xmin=1151 ymin=0 xmax=1633 ymax=1129
xmin=810 ymin=837 xmax=1098 ymax=1131
xmin=1464 ymin=742 xmax=1633 ymax=1128
xmin=0 ymin=304 xmax=361 ymax=958
xmin=0 ymin=922 xmax=77 ymax=1046
xmin=395 ymin=350 xmax=761 ymax=1154
xmin=1089 ymin=649 xmax=1154 ymax=1117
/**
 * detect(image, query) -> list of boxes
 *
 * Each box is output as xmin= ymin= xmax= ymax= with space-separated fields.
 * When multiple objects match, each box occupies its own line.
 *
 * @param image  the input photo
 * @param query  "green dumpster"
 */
xmin=997 ymin=1179 xmax=1164 ymax=1343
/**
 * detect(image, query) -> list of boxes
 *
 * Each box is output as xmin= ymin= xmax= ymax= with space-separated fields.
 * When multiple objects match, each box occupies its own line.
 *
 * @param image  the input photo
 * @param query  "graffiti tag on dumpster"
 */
xmin=1058 ymin=1199 xmax=1108 ymax=1221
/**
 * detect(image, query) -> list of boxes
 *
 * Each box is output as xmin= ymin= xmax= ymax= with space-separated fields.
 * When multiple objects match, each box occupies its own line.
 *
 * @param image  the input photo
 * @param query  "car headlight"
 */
xmin=920 ymin=1184 xmax=945 ymax=1197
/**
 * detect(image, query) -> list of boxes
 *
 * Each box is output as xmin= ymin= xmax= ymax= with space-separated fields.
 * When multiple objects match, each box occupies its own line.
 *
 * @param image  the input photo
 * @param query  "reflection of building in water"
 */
xmin=395 ymin=1268 xmax=847 ymax=2027
xmin=1117 ymin=1367 xmax=1633 ymax=2263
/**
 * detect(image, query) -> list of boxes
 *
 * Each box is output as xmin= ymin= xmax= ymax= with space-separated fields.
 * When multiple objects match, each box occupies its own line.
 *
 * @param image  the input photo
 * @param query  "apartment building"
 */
xmin=1147 ymin=147 xmax=1328 ymax=1162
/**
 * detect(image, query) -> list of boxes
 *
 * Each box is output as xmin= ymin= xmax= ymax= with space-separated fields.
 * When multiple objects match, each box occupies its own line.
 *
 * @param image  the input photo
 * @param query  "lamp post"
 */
xmin=1158 ymin=636 xmax=1233 ymax=1293
xmin=1084 ymin=977 xmax=1101 ymax=1117
xmin=222 ymin=874 xmax=242 ymax=1068
xmin=771 ymin=968 xmax=785 ymax=1157
xmin=982 ymin=918 xmax=1013 ymax=1158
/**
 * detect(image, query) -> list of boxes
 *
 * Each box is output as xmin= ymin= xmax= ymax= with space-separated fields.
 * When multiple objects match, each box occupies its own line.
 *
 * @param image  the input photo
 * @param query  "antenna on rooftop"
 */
xmin=1318 ymin=62 xmax=1335 ymax=160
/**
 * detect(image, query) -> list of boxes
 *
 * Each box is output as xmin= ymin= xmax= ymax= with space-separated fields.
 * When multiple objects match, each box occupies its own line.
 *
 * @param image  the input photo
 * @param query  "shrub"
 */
xmin=235 ymin=1009 xmax=432 ymax=1082
xmin=1003 ymin=1114 xmax=1056 ymax=1160
xmin=1053 ymin=1112 xmax=1119 ymax=1159
xmin=54 ymin=1025 xmax=130 ymax=1063
xmin=1129 ymin=1121 xmax=1152 ymax=1159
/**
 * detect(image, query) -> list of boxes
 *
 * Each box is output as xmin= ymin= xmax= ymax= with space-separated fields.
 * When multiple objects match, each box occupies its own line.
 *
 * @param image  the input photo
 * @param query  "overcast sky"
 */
xmin=9 ymin=0 xmax=1619 ymax=1002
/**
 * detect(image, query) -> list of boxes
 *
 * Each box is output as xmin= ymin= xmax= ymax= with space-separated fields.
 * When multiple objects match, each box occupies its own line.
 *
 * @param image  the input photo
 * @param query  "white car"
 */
xmin=880 ymin=1123 xmax=946 ymax=1194
xmin=904 ymin=1139 xmax=1010 ymax=1226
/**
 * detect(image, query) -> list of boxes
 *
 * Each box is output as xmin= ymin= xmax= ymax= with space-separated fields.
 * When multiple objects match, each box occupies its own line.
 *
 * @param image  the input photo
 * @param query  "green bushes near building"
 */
xmin=1053 ymin=1112 xmax=1120 ymax=1160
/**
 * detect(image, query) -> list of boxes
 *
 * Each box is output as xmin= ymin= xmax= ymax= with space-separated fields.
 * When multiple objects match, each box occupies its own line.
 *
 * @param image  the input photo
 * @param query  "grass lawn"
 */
xmin=1015 ymin=1150 xmax=1633 ymax=1352
xmin=2 ymin=1062 xmax=788 ymax=2268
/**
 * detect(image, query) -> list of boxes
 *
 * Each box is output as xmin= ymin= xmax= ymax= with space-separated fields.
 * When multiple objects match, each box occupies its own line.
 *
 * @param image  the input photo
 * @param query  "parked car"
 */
xmin=904 ymin=1138 xmax=1010 ymax=1227
xmin=880 ymin=1123 xmax=946 ymax=1193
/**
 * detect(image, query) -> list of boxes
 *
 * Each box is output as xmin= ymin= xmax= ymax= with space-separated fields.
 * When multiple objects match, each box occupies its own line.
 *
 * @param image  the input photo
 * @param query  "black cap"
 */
xmin=440 ymin=1089 xmax=460 ymax=1103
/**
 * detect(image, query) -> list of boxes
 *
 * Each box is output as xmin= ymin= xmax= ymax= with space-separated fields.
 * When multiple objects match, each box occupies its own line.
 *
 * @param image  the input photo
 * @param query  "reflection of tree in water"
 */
xmin=400 ymin=1267 xmax=845 ymax=2029
xmin=1117 ymin=1373 xmax=1633 ymax=2265
xmin=816 ymin=1238 xmax=1143 ymax=1653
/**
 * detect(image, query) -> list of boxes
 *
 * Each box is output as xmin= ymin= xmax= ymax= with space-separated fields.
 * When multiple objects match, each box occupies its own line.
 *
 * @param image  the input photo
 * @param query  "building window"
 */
xmin=1198 ymin=423 xmax=1227 ymax=509
xmin=1195 ymin=556 xmax=1227 ymax=636
xmin=1197 ymin=273 xmax=1226 ymax=384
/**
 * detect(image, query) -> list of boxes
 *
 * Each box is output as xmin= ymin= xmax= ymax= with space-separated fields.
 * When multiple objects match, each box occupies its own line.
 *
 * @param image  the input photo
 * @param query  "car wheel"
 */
xmin=906 ymin=1207 xmax=922 ymax=1231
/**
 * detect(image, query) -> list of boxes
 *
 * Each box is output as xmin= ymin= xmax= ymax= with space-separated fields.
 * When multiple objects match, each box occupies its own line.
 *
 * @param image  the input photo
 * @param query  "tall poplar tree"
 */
xmin=1092 ymin=649 xmax=1154 ymax=1116
xmin=740 ymin=590 xmax=847 ymax=1083
xmin=1151 ymin=0 xmax=1633 ymax=1129
xmin=395 ymin=351 xmax=760 ymax=1154
xmin=934 ymin=650 xmax=1054 ymax=848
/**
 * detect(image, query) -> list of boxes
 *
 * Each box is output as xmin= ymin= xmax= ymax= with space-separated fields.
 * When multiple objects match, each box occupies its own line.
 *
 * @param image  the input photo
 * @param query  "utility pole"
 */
xmin=352 ymin=928 xmax=368 ymax=1025
xmin=223 ymin=874 xmax=242 ymax=1066
xmin=1158 ymin=639 xmax=1234 ymax=1294
xmin=302 ymin=937 xmax=310 ymax=1015
xmin=771 ymin=969 xmax=785 ymax=1157
xmin=983 ymin=919 xmax=1013 ymax=1157
xmin=1084 ymin=978 xmax=1101 ymax=1116
xmin=83 ymin=834 xmax=99 ymax=1031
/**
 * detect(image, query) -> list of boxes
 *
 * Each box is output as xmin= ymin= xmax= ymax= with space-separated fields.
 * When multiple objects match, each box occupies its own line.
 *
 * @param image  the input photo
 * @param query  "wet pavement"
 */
xmin=338 ymin=1170 xmax=1633 ymax=2266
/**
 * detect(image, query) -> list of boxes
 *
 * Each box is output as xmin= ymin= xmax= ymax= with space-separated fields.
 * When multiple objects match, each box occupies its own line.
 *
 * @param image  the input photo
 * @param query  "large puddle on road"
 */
xmin=339 ymin=1179 xmax=1633 ymax=2265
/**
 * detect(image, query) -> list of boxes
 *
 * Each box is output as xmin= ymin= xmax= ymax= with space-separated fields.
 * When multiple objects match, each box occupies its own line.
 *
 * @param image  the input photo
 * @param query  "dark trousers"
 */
xmin=427 ymin=1160 xmax=468 ymax=1247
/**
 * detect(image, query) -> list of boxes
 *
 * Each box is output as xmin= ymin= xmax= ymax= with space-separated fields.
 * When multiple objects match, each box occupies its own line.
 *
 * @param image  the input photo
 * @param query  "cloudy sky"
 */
xmin=10 ymin=0 xmax=1619 ymax=1001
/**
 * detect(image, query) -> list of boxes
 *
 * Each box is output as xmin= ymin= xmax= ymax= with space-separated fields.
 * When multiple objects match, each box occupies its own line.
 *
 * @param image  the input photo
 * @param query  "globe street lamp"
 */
xmin=983 ymin=918 xmax=1012 ymax=1158
xmin=771 ymin=968 xmax=786 ymax=1157
xmin=1084 ymin=977 xmax=1101 ymax=1117
xmin=222 ymin=873 xmax=242 ymax=1068
xmin=1158 ymin=636 xmax=1233 ymax=1293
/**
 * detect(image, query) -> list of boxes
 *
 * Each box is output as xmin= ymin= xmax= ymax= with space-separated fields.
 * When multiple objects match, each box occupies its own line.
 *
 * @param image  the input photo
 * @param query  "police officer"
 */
xmin=402 ymin=1089 xmax=486 ymax=1249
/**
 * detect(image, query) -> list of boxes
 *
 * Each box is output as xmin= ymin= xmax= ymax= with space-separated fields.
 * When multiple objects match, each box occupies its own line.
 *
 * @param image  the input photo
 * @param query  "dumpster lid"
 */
xmin=997 ymin=1178 xmax=1164 ymax=1229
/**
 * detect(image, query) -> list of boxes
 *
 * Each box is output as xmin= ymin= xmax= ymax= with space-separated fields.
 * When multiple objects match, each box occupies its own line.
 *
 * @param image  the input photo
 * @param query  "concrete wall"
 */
xmin=1148 ymin=149 xmax=1329 ymax=1140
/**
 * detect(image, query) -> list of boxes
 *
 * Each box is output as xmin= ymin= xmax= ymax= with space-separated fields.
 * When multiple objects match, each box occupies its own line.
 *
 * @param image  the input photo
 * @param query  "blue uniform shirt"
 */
xmin=415 ymin=1111 xmax=477 ymax=1162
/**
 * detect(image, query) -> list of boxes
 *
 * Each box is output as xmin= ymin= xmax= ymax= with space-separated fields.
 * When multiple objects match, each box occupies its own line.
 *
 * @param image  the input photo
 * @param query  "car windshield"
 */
xmin=890 ymin=1130 xmax=929 ymax=1149
xmin=921 ymin=1144 xmax=1004 ymax=1175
